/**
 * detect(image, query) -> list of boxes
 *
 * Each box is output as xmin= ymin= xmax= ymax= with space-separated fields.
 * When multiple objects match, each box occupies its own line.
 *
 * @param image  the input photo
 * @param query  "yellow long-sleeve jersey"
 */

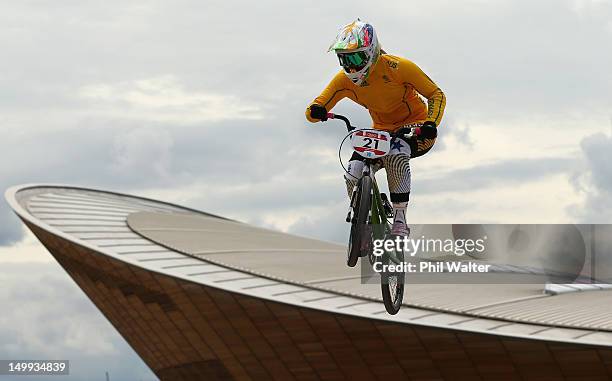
xmin=306 ymin=54 xmax=446 ymax=132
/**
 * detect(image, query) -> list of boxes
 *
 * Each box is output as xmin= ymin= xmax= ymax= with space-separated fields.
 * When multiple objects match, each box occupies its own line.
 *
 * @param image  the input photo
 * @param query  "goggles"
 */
xmin=337 ymin=51 xmax=369 ymax=72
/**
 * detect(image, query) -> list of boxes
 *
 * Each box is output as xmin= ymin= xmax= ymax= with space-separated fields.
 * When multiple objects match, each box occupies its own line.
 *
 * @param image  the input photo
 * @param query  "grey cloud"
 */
xmin=440 ymin=114 xmax=475 ymax=150
xmin=0 ymin=262 xmax=156 ymax=381
xmin=0 ymin=209 xmax=23 ymax=246
xmin=569 ymin=131 xmax=612 ymax=222
xmin=418 ymin=156 xmax=572 ymax=194
xmin=388 ymin=0 xmax=612 ymax=119
xmin=0 ymin=91 xmax=574 ymax=248
xmin=1 ymin=0 xmax=608 ymax=242
xmin=110 ymin=127 xmax=175 ymax=183
xmin=287 ymin=202 xmax=351 ymax=245
xmin=184 ymin=153 xmax=571 ymax=239
xmin=0 ymin=107 xmax=353 ymax=245
xmin=2 ymin=0 xmax=610 ymax=117
xmin=285 ymin=154 xmax=568 ymax=243
xmin=580 ymin=132 xmax=612 ymax=191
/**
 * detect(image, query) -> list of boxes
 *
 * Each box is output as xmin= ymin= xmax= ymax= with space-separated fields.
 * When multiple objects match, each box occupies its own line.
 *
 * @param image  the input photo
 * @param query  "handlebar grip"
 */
xmin=326 ymin=113 xmax=335 ymax=119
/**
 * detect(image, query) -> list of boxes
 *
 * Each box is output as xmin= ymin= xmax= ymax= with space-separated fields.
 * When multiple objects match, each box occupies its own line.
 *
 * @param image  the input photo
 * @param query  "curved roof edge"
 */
xmin=5 ymin=183 xmax=612 ymax=348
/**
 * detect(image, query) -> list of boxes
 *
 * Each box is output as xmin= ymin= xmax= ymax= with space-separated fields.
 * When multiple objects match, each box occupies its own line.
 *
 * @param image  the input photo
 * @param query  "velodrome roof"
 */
xmin=6 ymin=184 xmax=612 ymax=347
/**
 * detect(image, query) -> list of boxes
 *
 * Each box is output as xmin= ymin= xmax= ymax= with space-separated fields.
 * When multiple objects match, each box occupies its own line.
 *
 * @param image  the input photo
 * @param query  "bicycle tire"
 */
xmin=381 ymin=245 xmax=405 ymax=315
xmin=347 ymin=176 xmax=372 ymax=267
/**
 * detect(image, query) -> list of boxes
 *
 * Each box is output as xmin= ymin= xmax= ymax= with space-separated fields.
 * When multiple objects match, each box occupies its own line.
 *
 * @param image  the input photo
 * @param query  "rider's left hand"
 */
xmin=418 ymin=121 xmax=438 ymax=139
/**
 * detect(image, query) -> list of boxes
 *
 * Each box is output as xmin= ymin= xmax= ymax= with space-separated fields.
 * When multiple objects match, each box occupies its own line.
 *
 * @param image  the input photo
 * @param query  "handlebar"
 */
xmin=326 ymin=113 xmax=355 ymax=132
xmin=326 ymin=112 xmax=421 ymax=138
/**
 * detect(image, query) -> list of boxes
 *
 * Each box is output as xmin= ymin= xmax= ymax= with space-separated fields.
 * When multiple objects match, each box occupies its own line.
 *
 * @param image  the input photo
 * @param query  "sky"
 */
xmin=0 ymin=0 xmax=611 ymax=379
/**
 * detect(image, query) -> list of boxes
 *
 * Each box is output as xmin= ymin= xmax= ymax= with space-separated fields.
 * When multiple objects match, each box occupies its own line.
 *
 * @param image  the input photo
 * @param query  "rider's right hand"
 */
xmin=419 ymin=122 xmax=438 ymax=139
xmin=309 ymin=104 xmax=328 ymax=121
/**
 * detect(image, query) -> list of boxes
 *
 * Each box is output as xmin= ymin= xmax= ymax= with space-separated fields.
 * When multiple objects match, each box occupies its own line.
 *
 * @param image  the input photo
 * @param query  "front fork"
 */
xmin=345 ymin=164 xmax=389 ymax=237
xmin=346 ymin=165 xmax=372 ymax=223
xmin=345 ymin=164 xmax=401 ymax=265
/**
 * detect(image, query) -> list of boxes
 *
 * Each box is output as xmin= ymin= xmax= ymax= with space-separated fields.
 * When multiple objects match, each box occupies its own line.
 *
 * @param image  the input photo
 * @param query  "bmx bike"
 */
xmin=325 ymin=112 xmax=419 ymax=315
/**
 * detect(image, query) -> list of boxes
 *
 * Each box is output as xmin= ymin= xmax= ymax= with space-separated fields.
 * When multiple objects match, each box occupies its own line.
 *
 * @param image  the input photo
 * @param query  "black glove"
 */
xmin=309 ymin=104 xmax=328 ymax=121
xmin=420 ymin=121 xmax=438 ymax=139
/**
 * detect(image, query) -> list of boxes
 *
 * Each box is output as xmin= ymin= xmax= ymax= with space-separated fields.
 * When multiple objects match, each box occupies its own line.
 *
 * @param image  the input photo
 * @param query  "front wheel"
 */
xmin=381 ymin=245 xmax=405 ymax=315
xmin=347 ymin=176 xmax=372 ymax=267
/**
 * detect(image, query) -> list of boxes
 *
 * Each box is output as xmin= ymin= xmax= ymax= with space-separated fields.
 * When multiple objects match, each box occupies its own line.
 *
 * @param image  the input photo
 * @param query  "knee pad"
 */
xmin=383 ymin=154 xmax=411 ymax=195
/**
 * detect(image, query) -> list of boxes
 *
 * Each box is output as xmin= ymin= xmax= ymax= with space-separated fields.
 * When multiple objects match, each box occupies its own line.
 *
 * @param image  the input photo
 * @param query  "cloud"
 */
xmin=286 ymin=201 xmax=351 ymax=244
xmin=283 ymin=155 xmax=571 ymax=243
xmin=418 ymin=156 xmax=572 ymax=193
xmin=0 ymin=262 xmax=156 ymax=380
xmin=0 ymin=207 xmax=23 ymax=246
xmin=79 ymin=75 xmax=264 ymax=122
xmin=3 ymin=0 xmax=608 ymax=248
xmin=0 ymin=108 xmax=348 ymax=245
xmin=569 ymin=130 xmax=612 ymax=222
xmin=110 ymin=127 xmax=174 ymax=181
xmin=379 ymin=0 xmax=612 ymax=120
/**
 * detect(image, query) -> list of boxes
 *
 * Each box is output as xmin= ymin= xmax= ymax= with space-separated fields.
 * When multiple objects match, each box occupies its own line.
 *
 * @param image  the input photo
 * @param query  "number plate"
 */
xmin=350 ymin=130 xmax=391 ymax=159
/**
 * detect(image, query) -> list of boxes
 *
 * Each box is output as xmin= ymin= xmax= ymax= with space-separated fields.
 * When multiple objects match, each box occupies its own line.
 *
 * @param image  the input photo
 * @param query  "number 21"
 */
xmin=363 ymin=138 xmax=379 ymax=149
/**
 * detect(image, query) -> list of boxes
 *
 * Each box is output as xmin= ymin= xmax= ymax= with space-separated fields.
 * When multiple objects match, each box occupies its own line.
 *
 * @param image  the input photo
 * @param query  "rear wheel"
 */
xmin=381 ymin=244 xmax=405 ymax=315
xmin=347 ymin=176 xmax=372 ymax=267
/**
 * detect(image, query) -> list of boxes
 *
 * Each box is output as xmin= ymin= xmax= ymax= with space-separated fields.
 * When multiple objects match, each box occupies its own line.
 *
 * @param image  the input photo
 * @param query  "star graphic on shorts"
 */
xmin=391 ymin=139 xmax=404 ymax=150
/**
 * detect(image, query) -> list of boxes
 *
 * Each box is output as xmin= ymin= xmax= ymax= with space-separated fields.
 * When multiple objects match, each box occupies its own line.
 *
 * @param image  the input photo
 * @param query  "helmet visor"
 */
xmin=337 ymin=51 xmax=369 ymax=72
